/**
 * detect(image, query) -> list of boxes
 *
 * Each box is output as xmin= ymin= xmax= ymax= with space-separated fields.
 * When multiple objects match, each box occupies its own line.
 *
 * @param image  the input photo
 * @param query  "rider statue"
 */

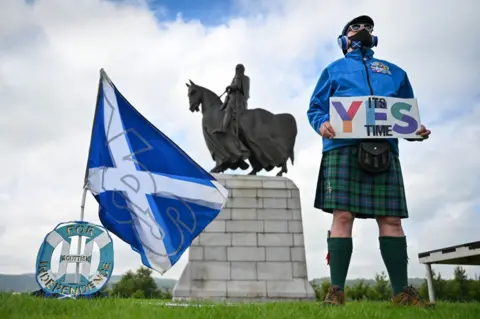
xmin=214 ymin=63 xmax=250 ymax=135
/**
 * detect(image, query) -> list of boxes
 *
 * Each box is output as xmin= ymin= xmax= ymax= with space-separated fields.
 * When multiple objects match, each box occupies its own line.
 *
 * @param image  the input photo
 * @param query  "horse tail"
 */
xmin=290 ymin=152 xmax=294 ymax=165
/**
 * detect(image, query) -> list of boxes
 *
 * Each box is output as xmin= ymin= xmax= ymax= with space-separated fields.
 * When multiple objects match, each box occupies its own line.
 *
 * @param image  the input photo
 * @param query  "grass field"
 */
xmin=1 ymin=294 xmax=480 ymax=319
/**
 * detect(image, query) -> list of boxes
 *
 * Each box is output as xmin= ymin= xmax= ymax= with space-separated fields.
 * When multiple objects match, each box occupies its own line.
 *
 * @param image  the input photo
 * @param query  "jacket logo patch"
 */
xmin=370 ymin=62 xmax=391 ymax=75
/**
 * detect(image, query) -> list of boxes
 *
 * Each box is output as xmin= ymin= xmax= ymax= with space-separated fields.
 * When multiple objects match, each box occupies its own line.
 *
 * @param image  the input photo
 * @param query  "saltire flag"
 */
xmin=84 ymin=69 xmax=228 ymax=274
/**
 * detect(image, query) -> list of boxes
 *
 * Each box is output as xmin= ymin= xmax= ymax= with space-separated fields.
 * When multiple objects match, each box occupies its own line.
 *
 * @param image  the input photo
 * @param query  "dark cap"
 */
xmin=341 ymin=15 xmax=374 ymax=36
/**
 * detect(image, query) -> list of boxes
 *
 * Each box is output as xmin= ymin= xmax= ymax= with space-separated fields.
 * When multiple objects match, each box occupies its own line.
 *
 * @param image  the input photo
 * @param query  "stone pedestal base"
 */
xmin=172 ymin=174 xmax=315 ymax=302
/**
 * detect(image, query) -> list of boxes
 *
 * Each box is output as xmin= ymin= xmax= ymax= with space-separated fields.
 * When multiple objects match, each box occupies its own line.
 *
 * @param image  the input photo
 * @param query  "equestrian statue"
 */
xmin=186 ymin=63 xmax=297 ymax=176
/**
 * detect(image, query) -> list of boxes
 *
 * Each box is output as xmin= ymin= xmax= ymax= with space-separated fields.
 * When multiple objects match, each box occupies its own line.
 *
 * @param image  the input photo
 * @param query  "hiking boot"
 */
xmin=392 ymin=286 xmax=435 ymax=308
xmin=323 ymin=285 xmax=345 ymax=306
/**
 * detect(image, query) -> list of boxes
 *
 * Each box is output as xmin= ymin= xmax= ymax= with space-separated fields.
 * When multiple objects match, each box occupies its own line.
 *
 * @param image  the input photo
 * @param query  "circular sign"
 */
xmin=35 ymin=221 xmax=114 ymax=297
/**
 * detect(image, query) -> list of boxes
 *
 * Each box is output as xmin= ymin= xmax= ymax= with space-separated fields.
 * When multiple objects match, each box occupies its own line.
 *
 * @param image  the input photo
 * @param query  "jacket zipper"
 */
xmin=361 ymin=49 xmax=380 ymax=143
xmin=361 ymin=49 xmax=374 ymax=95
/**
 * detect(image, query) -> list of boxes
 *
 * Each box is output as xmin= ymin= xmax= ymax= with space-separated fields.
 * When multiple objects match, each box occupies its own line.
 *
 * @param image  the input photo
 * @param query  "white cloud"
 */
xmin=1 ymin=0 xmax=479 ymax=283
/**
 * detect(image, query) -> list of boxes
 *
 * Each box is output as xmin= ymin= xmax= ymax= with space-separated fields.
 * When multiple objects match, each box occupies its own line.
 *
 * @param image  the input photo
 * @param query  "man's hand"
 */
xmin=416 ymin=125 xmax=431 ymax=139
xmin=320 ymin=121 xmax=335 ymax=139
xmin=405 ymin=125 xmax=431 ymax=141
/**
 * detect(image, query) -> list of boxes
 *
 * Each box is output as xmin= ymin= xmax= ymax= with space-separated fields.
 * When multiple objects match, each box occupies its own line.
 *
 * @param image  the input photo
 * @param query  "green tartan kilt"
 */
xmin=314 ymin=144 xmax=409 ymax=219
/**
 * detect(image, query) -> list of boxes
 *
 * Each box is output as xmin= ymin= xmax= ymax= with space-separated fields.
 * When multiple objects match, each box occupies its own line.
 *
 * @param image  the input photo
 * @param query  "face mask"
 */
xmin=337 ymin=29 xmax=378 ymax=52
xmin=349 ymin=29 xmax=374 ymax=49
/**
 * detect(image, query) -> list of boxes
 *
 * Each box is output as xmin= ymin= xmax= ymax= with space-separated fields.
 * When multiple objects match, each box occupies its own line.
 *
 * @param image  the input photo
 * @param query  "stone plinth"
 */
xmin=172 ymin=174 xmax=315 ymax=302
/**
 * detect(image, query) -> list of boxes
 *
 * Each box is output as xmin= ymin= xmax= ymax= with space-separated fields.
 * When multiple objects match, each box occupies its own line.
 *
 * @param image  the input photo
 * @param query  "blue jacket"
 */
xmin=307 ymin=48 xmax=414 ymax=154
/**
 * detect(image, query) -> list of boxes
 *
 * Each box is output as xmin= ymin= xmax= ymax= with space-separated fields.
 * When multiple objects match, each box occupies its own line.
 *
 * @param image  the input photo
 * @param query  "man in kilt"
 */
xmin=307 ymin=15 xmax=432 ymax=307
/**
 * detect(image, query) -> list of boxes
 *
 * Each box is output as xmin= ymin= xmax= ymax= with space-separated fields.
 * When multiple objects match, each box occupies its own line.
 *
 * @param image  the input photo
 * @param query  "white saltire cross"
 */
xmin=87 ymin=75 xmax=227 ymax=273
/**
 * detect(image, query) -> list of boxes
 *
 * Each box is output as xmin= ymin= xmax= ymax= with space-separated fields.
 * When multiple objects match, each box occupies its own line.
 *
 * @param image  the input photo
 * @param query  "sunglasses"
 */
xmin=349 ymin=23 xmax=374 ymax=33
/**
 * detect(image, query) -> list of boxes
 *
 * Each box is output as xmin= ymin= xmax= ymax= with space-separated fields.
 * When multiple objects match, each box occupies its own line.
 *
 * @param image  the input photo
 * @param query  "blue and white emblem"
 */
xmin=370 ymin=61 xmax=391 ymax=75
xmin=35 ymin=221 xmax=114 ymax=297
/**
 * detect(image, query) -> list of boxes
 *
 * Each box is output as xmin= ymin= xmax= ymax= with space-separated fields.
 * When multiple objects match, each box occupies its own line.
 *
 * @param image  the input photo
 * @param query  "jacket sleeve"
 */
xmin=307 ymin=68 xmax=332 ymax=134
xmin=397 ymin=72 xmax=415 ymax=99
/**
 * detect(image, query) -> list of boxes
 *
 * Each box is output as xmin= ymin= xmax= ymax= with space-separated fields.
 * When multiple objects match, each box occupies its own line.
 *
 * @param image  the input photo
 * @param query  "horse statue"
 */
xmin=185 ymin=79 xmax=297 ymax=176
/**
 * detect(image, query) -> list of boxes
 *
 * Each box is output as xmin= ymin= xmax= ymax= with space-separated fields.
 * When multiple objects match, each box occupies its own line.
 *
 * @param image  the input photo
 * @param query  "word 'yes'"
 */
xmin=332 ymin=97 xmax=418 ymax=136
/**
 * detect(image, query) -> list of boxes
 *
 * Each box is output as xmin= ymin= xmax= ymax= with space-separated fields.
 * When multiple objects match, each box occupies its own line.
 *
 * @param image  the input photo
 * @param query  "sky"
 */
xmin=1 ymin=0 xmax=479 ymax=283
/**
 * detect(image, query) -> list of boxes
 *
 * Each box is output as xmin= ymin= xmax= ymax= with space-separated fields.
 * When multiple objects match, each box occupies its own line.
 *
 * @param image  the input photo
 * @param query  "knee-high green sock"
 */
xmin=379 ymin=236 xmax=409 ymax=295
xmin=327 ymin=237 xmax=353 ymax=291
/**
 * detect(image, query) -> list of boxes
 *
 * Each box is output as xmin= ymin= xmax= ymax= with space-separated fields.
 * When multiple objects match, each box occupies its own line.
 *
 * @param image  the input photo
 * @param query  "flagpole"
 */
xmin=79 ymin=185 xmax=87 ymax=221
xmin=74 ymin=68 xmax=105 ymax=285
xmin=74 ymin=185 xmax=88 ymax=284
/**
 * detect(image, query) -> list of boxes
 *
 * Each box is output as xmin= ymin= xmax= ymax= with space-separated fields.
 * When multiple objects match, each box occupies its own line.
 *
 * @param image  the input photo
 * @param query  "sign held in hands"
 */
xmin=329 ymin=96 xmax=422 ymax=139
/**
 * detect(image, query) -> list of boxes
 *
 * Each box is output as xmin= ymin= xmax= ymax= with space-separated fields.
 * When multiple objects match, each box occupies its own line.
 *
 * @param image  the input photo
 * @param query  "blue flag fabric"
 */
xmin=85 ymin=69 xmax=228 ymax=274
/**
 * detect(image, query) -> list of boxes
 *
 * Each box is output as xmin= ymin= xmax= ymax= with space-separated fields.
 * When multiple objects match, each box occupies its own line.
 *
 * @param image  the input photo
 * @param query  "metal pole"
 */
xmin=79 ymin=185 xmax=88 ymax=221
xmin=425 ymin=263 xmax=436 ymax=303
xmin=72 ymin=69 xmax=103 ymax=284
xmin=74 ymin=186 xmax=88 ymax=284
